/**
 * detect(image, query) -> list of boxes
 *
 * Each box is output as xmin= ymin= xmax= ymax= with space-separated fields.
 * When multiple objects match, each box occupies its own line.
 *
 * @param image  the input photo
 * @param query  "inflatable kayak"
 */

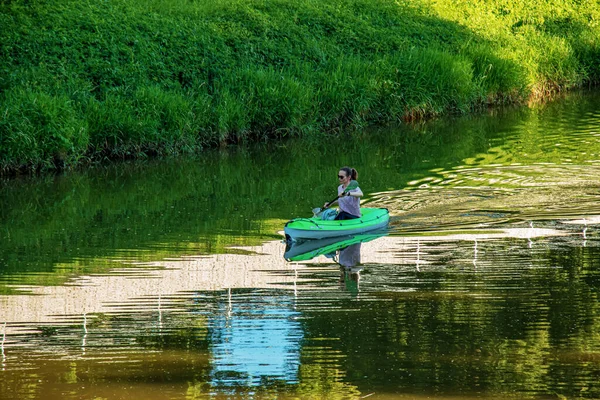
xmin=284 ymin=208 xmax=389 ymax=241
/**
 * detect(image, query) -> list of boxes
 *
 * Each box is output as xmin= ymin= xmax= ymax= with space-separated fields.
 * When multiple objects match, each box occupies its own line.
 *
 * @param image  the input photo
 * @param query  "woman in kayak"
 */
xmin=326 ymin=167 xmax=363 ymax=220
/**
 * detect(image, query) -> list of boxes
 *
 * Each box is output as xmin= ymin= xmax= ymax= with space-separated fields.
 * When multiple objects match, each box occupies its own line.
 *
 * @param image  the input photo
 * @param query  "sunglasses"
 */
xmin=338 ymin=175 xmax=347 ymax=179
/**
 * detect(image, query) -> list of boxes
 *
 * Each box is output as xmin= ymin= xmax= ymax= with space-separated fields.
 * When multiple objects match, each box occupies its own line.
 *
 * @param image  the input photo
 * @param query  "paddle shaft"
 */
xmin=324 ymin=180 xmax=358 ymax=209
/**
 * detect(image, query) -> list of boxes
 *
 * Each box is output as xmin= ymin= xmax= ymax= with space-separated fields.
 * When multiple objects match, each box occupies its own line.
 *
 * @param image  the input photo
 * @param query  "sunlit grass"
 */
xmin=1 ymin=0 xmax=599 ymax=172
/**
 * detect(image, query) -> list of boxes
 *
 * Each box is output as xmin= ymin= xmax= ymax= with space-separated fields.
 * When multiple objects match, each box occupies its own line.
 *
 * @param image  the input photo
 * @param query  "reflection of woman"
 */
xmin=338 ymin=243 xmax=361 ymax=268
xmin=325 ymin=167 xmax=363 ymax=220
xmin=338 ymin=243 xmax=362 ymax=289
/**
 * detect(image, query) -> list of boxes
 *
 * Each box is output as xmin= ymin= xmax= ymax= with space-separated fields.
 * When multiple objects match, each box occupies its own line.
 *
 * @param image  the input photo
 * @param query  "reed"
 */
xmin=1 ymin=0 xmax=599 ymax=172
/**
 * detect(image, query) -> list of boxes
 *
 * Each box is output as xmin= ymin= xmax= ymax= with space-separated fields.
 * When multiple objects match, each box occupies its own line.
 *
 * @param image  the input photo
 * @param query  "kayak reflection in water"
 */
xmin=336 ymin=243 xmax=363 ymax=293
xmin=324 ymin=166 xmax=363 ymax=220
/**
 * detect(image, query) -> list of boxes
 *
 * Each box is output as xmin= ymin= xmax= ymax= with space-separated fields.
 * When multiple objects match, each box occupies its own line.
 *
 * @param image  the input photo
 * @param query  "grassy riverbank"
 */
xmin=1 ymin=0 xmax=599 ymax=172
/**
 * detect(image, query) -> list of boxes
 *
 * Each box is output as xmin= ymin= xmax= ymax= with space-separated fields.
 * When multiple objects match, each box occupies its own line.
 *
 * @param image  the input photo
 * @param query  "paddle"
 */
xmin=312 ymin=180 xmax=359 ymax=216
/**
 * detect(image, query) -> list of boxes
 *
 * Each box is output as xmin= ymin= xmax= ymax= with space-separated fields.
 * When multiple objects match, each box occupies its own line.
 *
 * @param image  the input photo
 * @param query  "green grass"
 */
xmin=1 ymin=0 xmax=599 ymax=172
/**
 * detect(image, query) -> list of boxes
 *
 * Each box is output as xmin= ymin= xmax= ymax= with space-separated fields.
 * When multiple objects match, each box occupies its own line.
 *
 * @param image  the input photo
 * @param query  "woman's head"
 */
xmin=339 ymin=167 xmax=358 ymax=182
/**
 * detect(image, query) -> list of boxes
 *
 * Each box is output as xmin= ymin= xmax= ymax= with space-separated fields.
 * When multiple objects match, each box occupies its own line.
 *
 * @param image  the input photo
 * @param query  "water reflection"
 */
xmin=337 ymin=243 xmax=363 ymax=294
xmin=1 ymin=322 xmax=5 ymax=371
xmin=208 ymin=292 xmax=302 ymax=388
xmin=0 ymin=227 xmax=600 ymax=399
xmin=338 ymin=242 xmax=362 ymax=268
xmin=284 ymin=233 xmax=386 ymax=262
xmin=284 ymin=233 xmax=389 ymax=297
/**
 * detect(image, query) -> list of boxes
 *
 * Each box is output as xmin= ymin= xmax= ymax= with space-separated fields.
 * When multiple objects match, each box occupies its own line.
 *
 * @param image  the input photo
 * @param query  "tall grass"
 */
xmin=1 ymin=0 xmax=599 ymax=172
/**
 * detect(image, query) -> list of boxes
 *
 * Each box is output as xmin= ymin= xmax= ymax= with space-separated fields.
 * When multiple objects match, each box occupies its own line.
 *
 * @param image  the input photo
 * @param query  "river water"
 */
xmin=1 ymin=91 xmax=600 ymax=399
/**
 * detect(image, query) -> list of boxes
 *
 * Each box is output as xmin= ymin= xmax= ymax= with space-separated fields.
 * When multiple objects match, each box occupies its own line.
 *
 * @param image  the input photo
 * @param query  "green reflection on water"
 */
xmin=4 ymin=90 xmax=599 ymax=288
xmin=297 ymin=238 xmax=600 ymax=399
xmin=0 ymin=107 xmax=493 ymax=288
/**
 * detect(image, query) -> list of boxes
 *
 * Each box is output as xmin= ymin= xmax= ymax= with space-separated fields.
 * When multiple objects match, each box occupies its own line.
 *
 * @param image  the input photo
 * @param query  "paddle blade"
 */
xmin=344 ymin=180 xmax=359 ymax=192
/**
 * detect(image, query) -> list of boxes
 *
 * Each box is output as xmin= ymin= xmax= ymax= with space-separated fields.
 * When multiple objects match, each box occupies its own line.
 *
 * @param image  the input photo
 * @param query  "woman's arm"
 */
xmin=324 ymin=198 xmax=339 ymax=208
xmin=346 ymin=188 xmax=363 ymax=197
xmin=326 ymin=187 xmax=362 ymax=208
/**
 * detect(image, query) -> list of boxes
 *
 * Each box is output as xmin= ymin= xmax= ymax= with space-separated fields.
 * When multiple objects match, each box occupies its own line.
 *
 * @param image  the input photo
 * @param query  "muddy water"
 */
xmin=1 ymin=91 xmax=600 ymax=399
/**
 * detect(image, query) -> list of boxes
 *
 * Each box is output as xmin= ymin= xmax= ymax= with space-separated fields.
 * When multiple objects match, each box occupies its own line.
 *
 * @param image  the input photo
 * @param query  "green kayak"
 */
xmin=284 ymin=207 xmax=389 ymax=241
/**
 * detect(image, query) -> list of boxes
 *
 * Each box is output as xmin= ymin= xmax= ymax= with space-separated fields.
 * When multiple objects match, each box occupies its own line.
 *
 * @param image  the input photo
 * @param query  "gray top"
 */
xmin=337 ymin=184 xmax=361 ymax=217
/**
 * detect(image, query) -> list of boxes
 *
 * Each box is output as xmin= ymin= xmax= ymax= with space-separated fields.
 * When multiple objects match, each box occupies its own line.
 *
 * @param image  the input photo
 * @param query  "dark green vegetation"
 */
xmin=1 ymin=0 xmax=599 ymax=172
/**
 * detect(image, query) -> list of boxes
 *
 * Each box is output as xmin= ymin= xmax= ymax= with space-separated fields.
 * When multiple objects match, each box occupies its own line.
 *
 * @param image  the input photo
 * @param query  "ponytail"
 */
xmin=340 ymin=166 xmax=358 ymax=180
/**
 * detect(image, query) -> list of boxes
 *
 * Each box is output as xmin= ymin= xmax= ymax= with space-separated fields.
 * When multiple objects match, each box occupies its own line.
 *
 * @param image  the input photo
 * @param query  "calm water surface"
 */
xmin=2 ymin=91 xmax=600 ymax=399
